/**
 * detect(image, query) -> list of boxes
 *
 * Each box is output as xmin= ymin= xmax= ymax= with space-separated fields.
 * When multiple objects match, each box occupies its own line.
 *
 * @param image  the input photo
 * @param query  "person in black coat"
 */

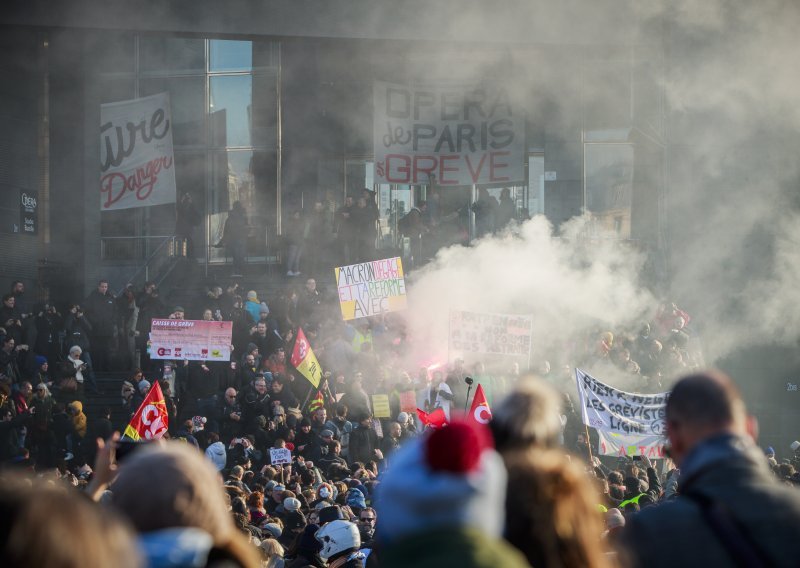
xmin=33 ymin=304 xmax=63 ymax=365
xmin=240 ymin=376 xmax=271 ymax=431
xmin=348 ymin=416 xmax=379 ymax=467
xmin=182 ymin=361 xmax=220 ymax=429
xmin=83 ymin=280 xmax=116 ymax=371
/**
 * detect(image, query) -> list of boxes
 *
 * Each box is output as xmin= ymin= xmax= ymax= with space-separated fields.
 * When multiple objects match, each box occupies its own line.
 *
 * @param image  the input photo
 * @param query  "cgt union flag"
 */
xmin=416 ymin=407 xmax=449 ymax=429
xmin=469 ymin=384 xmax=492 ymax=425
xmin=290 ymin=327 xmax=322 ymax=389
xmin=123 ymin=381 xmax=169 ymax=441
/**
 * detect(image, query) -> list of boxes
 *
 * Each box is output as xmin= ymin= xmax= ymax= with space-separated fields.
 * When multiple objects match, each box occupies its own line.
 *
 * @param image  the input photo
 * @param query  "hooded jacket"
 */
xmin=205 ymin=441 xmax=227 ymax=471
xmin=68 ymin=400 xmax=87 ymax=438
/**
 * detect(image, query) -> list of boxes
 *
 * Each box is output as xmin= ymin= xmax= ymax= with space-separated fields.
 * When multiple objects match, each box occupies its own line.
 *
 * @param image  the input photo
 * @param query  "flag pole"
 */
xmin=300 ymin=386 xmax=313 ymax=412
xmin=585 ymin=424 xmax=596 ymax=465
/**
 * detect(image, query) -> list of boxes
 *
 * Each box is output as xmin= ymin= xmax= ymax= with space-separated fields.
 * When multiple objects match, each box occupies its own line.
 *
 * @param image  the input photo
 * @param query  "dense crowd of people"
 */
xmin=2 ymin=274 xmax=800 ymax=568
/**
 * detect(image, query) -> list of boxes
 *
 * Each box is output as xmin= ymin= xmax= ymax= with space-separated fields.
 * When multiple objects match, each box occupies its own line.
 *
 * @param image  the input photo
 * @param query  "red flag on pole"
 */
xmin=123 ymin=381 xmax=169 ymax=441
xmin=468 ymin=384 xmax=493 ymax=425
xmin=416 ymin=407 xmax=449 ymax=429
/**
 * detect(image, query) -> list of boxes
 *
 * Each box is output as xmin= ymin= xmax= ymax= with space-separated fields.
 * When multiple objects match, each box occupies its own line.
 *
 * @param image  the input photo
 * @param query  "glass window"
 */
xmin=140 ymin=77 xmax=206 ymax=146
xmin=139 ymin=37 xmax=205 ymax=75
xmin=209 ymin=75 xmax=253 ymax=147
xmin=584 ymin=144 xmax=633 ymax=238
xmin=209 ymin=150 xmax=264 ymax=260
xmin=251 ymin=73 xmax=278 ymax=149
xmin=209 ymin=40 xmax=252 ymax=72
xmin=345 ymin=160 xmax=371 ymax=199
xmin=253 ymin=41 xmax=280 ymax=72
xmin=528 ymin=155 xmax=545 ymax=216
xmin=173 ymin=153 xmax=206 ymax=259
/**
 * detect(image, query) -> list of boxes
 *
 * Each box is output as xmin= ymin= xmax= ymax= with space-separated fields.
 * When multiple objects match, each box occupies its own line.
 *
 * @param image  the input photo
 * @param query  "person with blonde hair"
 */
xmin=108 ymin=440 xmax=261 ymax=568
xmin=503 ymin=448 xmax=614 ymax=568
xmin=259 ymin=537 xmax=285 ymax=568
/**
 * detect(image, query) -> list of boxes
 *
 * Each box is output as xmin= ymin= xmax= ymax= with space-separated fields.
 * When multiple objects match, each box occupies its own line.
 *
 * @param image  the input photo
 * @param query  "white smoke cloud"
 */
xmin=397 ymin=0 xmax=800 ymax=381
xmin=404 ymin=215 xmax=655 ymax=371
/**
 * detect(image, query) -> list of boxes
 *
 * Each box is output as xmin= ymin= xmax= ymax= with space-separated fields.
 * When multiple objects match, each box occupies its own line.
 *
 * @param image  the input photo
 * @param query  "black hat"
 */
xmin=318 ymin=505 xmax=346 ymax=525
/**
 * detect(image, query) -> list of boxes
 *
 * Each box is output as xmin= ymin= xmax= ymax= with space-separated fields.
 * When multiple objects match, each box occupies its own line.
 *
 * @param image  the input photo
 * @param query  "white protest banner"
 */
xmin=449 ymin=309 xmax=532 ymax=358
xmin=100 ymin=92 xmax=177 ymax=211
xmin=270 ymin=447 xmax=292 ymax=465
xmin=149 ymin=319 xmax=233 ymax=361
xmin=335 ymin=257 xmax=407 ymax=320
xmin=373 ymin=82 xmax=525 ymax=186
xmin=596 ymin=429 xmax=667 ymax=458
xmin=575 ymin=368 xmax=669 ymax=437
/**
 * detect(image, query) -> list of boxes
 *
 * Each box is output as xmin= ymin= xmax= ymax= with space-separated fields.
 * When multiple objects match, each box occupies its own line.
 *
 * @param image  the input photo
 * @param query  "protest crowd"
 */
xmin=2 ymin=271 xmax=800 ymax=568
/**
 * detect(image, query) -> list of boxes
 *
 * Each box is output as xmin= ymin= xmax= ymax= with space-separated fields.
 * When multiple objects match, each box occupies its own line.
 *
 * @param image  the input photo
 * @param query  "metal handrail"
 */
xmin=106 ymin=236 xmax=177 ymax=295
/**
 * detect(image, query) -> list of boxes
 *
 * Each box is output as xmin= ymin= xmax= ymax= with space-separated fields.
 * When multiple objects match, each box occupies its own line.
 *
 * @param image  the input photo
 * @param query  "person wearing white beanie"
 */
xmin=375 ymin=419 xmax=528 ymax=568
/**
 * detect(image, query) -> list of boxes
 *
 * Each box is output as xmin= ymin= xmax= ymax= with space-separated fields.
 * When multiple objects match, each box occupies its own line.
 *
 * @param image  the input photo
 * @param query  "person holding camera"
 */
xmin=64 ymin=304 xmax=92 ymax=357
xmin=0 ymin=293 xmax=24 ymax=345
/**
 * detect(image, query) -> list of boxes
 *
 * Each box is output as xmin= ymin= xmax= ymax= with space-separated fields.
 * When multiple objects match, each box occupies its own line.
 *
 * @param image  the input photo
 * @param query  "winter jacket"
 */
xmin=379 ymin=527 xmax=528 ymax=568
xmin=205 ymin=441 xmax=227 ymax=471
xmin=622 ymin=434 xmax=800 ymax=568
xmin=84 ymin=290 xmax=117 ymax=337
xmin=348 ymin=425 xmax=378 ymax=466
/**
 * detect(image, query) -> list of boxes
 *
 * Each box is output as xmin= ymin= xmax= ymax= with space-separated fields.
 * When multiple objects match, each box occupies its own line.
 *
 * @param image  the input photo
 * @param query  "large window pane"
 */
xmin=209 ymin=151 xmax=256 ymax=260
xmin=253 ymin=41 xmax=280 ymax=72
xmin=345 ymin=160 xmax=371 ymax=199
xmin=140 ymin=37 xmax=205 ymax=75
xmin=209 ymin=40 xmax=252 ymax=72
xmin=209 ymin=75 xmax=253 ymax=147
xmin=528 ymin=155 xmax=545 ymax=215
xmin=252 ymin=73 xmax=278 ymax=148
xmin=585 ymin=144 xmax=633 ymax=239
xmin=140 ymin=77 xmax=205 ymax=146
xmin=173 ymin=152 xmax=206 ymax=259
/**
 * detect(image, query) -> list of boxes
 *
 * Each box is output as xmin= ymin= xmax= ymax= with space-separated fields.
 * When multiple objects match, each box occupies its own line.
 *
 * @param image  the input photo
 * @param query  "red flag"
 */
xmin=123 ymin=381 xmax=169 ymax=441
xmin=468 ymin=384 xmax=492 ymax=425
xmin=416 ymin=407 xmax=449 ymax=429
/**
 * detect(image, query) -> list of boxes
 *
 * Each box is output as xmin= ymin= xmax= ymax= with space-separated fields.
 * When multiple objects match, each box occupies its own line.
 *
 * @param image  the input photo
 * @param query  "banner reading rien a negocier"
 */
xmin=575 ymin=368 xmax=669 ymax=457
xmin=100 ymin=92 xmax=177 ymax=211
xmin=373 ymin=82 xmax=525 ymax=186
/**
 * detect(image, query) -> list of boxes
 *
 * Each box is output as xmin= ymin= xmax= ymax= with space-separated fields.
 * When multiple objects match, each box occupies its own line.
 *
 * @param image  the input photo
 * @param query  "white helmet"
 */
xmin=315 ymin=519 xmax=360 ymax=560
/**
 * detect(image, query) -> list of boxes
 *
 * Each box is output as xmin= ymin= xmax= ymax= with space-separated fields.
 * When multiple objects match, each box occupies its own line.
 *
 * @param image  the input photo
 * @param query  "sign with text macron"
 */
xmin=335 ymin=257 xmax=407 ymax=321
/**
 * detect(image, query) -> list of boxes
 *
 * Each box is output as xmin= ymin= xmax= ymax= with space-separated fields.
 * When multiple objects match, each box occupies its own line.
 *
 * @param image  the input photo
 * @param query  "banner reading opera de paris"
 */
xmin=373 ymin=82 xmax=525 ymax=186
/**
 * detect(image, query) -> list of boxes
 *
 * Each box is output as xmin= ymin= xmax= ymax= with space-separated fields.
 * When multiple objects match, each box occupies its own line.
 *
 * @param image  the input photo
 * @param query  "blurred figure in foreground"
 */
xmin=504 ymin=448 xmax=613 ymax=568
xmin=108 ymin=440 xmax=260 ymax=568
xmin=0 ymin=473 xmax=141 ymax=567
xmin=376 ymin=419 xmax=528 ymax=568
xmin=622 ymin=370 xmax=800 ymax=567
